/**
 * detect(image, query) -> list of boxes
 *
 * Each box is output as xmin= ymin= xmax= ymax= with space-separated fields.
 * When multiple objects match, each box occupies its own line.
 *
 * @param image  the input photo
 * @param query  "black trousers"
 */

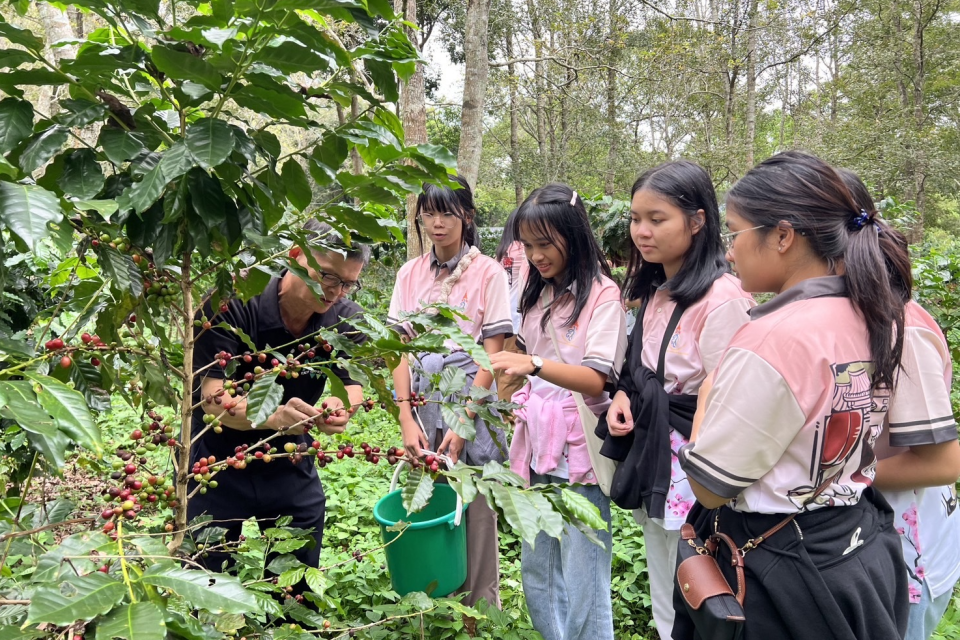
xmin=187 ymin=461 xmax=326 ymax=571
xmin=673 ymin=489 xmax=908 ymax=640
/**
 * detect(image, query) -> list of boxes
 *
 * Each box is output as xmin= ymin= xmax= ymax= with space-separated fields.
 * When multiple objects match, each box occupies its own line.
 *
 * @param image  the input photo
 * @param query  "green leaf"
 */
xmin=0 ymin=182 xmax=63 ymax=249
xmin=164 ymin=611 xmax=224 ymax=640
xmin=527 ymin=488 xmax=564 ymax=539
xmin=140 ymin=565 xmax=260 ymax=615
xmin=0 ymin=626 xmax=44 ymax=640
xmin=71 ymin=199 xmax=119 ymax=219
xmin=489 ymin=483 xmax=541 ymax=546
xmin=281 ymin=160 xmax=311 ymax=211
xmin=414 ymin=143 xmax=457 ymax=169
xmin=0 ymin=97 xmax=34 ymax=153
xmin=255 ymin=41 xmax=330 ymax=74
xmin=479 ymin=460 xmax=525 ymax=486
xmin=27 ymin=572 xmax=126 ymax=625
xmin=185 ymin=167 xmax=226 ymax=227
xmin=441 ymin=403 xmax=476 ymax=441
xmin=439 ymin=367 xmax=467 ymax=397
xmin=115 ymin=163 xmax=168 ymax=214
xmin=25 ymin=373 xmax=103 ymax=454
xmin=304 ymin=567 xmax=328 ymax=598
xmin=151 ymin=45 xmax=223 ymax=91
xmin=185 ymin=118 xmax=235 ymax=170
xmin=99 ymin=247 xmax=144 ymax=298
xmin=244 ymin=373 xmax=283 ymax=427
xmin=277 ymin=566 xmax=305 ymax=588
xmin=0 ymin=20 xmax=45 ymax=53
xmin=560 ymin=488 xmax=607 ymax=531
xmin=58 ymin=149 xmax=105 ymax=199
xmin=401 ymin=465 xmax=435 ymax=514
xmin=19 ymin=127 xmax=69 ymax=173
xmin=33 ymin=531 xmax=112 ymax=582
xmin=0 ymin=49 xmax=34 ymax=69
xmin=99 ymin=129 xmax=147 ymax=165
xmin=96 ymin=601 xmax=166 ymax=640
xmin=231 ymin=83 xmax=307 ymax=121
xmin=56 ymin=99 xmax=108 ymax=127
xmin=214 ymin=322 xmax=256 ymax=353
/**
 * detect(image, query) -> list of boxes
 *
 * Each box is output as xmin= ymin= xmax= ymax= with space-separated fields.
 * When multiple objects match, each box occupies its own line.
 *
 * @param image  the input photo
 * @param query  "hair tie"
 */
xmin=850 ymin=209 xmax=871 ymax=231
xmin=570 ymin=191 xmax=578 ymax=206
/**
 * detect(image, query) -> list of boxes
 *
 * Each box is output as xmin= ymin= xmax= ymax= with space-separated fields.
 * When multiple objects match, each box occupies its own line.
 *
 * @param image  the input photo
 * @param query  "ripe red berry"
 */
xmin=98 ymin=564 xmax=109 ymax=573
xmin=131 ymin=429 xmax=142 ymax=440
xmin=424 ymin=455 xmax=436 ymax=466
xmin=81 ymin=333 xmax=93 ymax=344
xmin=60 ymin=355 xmax=72 ymax=369
xmin=430 ymin=462 xmax=439 ymax=472
xmin=202 ymin=321 xmax=212 ymax=330
xmin=219 ymin=303 xmax=229 ymax=313
xmin=101 ymin=508 xmax=114 ymax=520
xmin=323 ymin=344 xmax=332 ymax=352
xmin=124 ymin=464 xmax=136 ymax=474
xmin=128 ymin=314 xmax=137 ymax=323
xmin=371 ymin=455 xmax=379 ymax=464
xmin=103 ymin=521 xmax=115 ymax=532
xmin=91 ymin=357 xmax=101 ymax=367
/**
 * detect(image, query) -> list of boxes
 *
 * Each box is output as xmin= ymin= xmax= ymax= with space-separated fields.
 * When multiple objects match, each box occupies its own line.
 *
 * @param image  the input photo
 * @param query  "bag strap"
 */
xmin=735 ymin=473 xmax=838 ymax=554
xmin=633 ymin=293 xmax=686 ymax=384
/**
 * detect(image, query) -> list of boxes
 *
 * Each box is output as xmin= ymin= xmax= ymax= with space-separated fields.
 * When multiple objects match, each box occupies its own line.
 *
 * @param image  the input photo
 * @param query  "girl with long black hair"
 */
xmin=601 ymin=161 xmax=755 ymax=639
xmin=490 ymin=183 xmax=627 ymax=640
xmin=674 ymin=151 xmax=909 ymax=639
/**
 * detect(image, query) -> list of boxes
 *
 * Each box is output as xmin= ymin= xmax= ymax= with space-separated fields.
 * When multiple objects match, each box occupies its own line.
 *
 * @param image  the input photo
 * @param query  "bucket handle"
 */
xmin=389 ymin=449 xmax=463 ymax=528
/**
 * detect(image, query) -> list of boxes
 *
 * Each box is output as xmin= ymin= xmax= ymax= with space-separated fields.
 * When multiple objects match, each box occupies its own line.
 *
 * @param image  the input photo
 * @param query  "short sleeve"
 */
xmin=698 ymin=298 xmax=753 ymax=374
xmin=480 ymin=268 xmax=514 ymax=340
xmin=679 ymin=347 xmax=806 ymax=499
xmin=887 ymin=326 xmax=958 ymax=447
xmin=581 ymin=299 xmax=627 ymax=385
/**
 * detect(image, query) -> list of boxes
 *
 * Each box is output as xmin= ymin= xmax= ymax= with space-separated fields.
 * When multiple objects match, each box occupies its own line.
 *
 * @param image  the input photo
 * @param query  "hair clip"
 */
xmin=570 ymin=191 xmax=578 ymax=206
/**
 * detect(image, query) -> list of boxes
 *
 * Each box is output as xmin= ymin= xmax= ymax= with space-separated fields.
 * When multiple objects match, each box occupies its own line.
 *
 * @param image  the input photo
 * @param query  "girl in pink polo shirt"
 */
xmin=388 ymin=175 xmax=513 ymax=615
xmin=839 ymin=168 xmax=960 ymax=640
xmin=601 ymin=161 xmax=755 ymax=640
xmin=674 ymin=152 xmax=909 ymax=639
xmin=490 ymin=183 xmax=627 ymax=640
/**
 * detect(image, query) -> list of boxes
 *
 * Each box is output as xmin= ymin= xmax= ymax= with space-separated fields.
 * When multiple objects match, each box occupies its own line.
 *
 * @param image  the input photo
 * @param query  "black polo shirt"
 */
xmin=190 ymin=276 xmax=366 ymax=474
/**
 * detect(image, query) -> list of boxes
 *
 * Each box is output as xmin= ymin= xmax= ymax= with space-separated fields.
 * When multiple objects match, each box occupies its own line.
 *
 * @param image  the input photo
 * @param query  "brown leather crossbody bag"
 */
xmin=675 ymin=476 xmax=836 ymax=640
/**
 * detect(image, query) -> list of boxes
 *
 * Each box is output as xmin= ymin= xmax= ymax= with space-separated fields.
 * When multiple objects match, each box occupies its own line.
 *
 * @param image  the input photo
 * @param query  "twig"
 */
xmin=0 ymin=517 xmax=95 ymax=542
xmin=0 ymin=599 xmax=30 ymax=606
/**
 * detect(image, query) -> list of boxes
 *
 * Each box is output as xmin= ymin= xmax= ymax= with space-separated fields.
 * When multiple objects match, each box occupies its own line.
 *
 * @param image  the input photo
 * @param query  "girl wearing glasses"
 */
xmin=839 ymin=168 xmax=960 ymax=640
xmin=601 ymin=161 xmax=754 ymax=640
xmin=388 ymin=175 xmax=513 ymax=617
xmin=489 ymin=183 xmax=628 ymax=640
xmin=674 ymin=152 xmax=909 ymax=639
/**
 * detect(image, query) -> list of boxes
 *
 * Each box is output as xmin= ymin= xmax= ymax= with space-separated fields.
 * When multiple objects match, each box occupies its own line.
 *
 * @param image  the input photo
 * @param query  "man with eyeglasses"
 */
xmin=188 ymin=219 xmax=370 ymax=571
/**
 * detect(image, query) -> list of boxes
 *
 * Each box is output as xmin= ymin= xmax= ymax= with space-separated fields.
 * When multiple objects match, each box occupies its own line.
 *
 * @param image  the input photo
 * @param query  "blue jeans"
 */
xmin=521 ymin=469 xmax=614 ymax=640
xmin=905 ymin=580 xmax=954 ymax=640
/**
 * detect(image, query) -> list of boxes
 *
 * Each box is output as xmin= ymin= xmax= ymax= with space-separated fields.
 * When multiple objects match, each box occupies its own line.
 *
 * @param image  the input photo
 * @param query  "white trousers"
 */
xmin=635 ymin=512 xmax=680 ymax=640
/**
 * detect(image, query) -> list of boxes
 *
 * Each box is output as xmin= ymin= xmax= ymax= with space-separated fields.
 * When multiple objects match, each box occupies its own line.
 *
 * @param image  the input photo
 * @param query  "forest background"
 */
xmin=2 ymin=0 xmax=960 ymax=639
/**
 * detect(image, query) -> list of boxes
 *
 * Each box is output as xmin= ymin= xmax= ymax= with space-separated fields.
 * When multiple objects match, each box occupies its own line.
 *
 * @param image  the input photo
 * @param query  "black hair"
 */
xmin=510 ymin=183 xmax=612 ymax=329
xmin=303 ymin=219 xmax=371 ymax=265
xmin=623 ymin=160 xmax=729 ymax=305
xmin=495 ymin=209 xmax=520 ymax=262
xmin=836 ymin=168 xmax=913 ymax=305
xmin=414 ymin=174 xmax=479 ymax=253
xmin=727 ymin=151 xmax=904 ymax=389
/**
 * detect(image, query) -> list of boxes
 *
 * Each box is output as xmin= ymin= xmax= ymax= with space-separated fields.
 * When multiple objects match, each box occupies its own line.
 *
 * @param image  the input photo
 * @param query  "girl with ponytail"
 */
xmin=673 ymin=151 xmax=908 ymax=639
xmin=839 ymin=168 xmax=960 ymax=640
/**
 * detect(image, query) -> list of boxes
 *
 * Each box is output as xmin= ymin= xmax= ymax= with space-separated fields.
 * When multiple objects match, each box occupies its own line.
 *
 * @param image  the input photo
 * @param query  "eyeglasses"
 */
xmin=721 ymin=225 xmax=765 ymax=253
xmin=419 ymin=211 xmax=458 ymax=225
xmin=317 ymin=269 xmax=362 ymax=294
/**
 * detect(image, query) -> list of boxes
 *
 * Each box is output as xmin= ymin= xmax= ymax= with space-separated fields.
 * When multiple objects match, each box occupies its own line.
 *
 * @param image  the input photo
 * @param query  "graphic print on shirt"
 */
xmin=789 ymin=361 xmax=882 ymax=509
xmin=564 ymin=322 xmax=578 ymax=343
xmin=944 ymin=485 xmax=959 ymax=517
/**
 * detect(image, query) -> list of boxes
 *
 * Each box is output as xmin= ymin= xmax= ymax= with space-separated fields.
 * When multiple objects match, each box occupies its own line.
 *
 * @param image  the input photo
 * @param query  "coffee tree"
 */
xmin=0 ymin=0 xmax=605 ymax=636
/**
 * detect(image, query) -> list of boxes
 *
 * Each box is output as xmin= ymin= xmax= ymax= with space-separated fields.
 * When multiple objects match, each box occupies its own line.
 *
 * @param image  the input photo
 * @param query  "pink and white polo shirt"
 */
xmin=388 ymin=245 xmax=513 ymax=348
xmin=680 ymin=276 xmax=890 ymax=514
xmin=637 ymin=273 xmax=755 ymax=529
xmin=513 ymin=275 xmax=628 ymax=479
xmin=875 ymin=301 xmax=960 ymax=602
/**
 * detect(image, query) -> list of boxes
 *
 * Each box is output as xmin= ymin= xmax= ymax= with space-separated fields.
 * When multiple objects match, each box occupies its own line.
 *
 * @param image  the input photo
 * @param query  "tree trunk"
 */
xmin=396 ymin=0 xmax=430 ymax=259
xmin=744 ymin=0 xmax=759 ymax=170
xmin=526 ymin=0 xmax=548 ymax=182
xmin=506 ymin=16 xmax=523 ymax=206
xmin=458 ymin=0 xmax=492 ymax=189
xmin=603 ymin=0 xmax=619 ymax=195
xmin=38 ymin=3 xmax=79 ymax=117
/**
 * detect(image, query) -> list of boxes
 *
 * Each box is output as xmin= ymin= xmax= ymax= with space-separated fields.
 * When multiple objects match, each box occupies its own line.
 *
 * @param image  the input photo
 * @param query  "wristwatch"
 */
xmin=530 ymin=355 xmax=544 ymax=377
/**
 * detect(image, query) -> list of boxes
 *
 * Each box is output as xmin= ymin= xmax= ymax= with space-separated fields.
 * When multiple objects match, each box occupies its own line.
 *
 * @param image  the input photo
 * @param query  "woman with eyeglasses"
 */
xmin=600 ymin=160 xmax=755 ymax=640
xmin=387 ymin=175 xmax=513 ymax=621
xmin=673 ymin=151 xmax=909 ymax=639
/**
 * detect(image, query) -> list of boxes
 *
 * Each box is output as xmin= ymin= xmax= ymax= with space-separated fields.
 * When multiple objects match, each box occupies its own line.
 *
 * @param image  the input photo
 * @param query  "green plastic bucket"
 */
xmin=373 ymin=472 xmax=467 ymax=597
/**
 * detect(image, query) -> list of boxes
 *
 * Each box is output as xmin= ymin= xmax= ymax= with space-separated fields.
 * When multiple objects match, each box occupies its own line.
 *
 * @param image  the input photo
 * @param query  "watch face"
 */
xmin=532 ymin=356 xmax=543 ymax=367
